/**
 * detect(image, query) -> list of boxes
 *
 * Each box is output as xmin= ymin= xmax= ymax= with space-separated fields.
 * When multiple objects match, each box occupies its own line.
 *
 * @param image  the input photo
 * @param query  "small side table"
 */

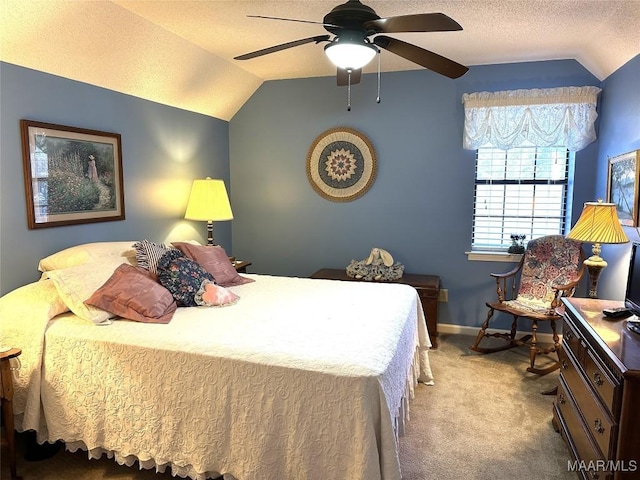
xmin=233 ymin=260 xmax=252 ymax=273
xmin=309 ymin=269 xmax=441 ymax=348
xmin=1 ymin=347 xmax=22 ymax=480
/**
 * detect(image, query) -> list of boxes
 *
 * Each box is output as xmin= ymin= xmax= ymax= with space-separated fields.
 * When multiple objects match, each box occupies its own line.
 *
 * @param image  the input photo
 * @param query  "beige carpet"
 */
xmin=399 ymin=333 xmax=574 ymax=480
xmin=1 ymin=334 xmax=574 ymax=480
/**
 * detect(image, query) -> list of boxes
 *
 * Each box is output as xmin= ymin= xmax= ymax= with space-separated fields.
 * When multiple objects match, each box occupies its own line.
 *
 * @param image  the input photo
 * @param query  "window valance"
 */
xmin=462 ymin=86 xmax=601 ymax=151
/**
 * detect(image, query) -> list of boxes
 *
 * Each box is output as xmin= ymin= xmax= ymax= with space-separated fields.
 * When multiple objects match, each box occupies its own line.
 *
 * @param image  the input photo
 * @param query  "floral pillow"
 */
xmin=156 ymin=249 xmax=214 ymax=306
xmin=194 ymin=279 xmax=240 ymax=307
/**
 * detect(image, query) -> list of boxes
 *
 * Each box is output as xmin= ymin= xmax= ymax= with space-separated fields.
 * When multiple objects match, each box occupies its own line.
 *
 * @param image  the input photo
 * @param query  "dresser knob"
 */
xmin=593 ymin=371 xmax=604 ymax=386
xmin=589 ymin=471 xmax=599 ymax=480
xmin=594 ymin=418 xmax=605 ymax=435
xmin=558 ymin=393 xmax=566 ymax=405
xmin=561 ymin=360 xmax=568 ymax=370
xmin=565 ymin=331 xmax=573 ymax=341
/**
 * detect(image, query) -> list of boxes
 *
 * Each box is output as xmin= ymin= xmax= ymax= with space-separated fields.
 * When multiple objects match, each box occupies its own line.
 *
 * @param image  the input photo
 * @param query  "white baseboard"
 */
xmin=438 ymin=323 xmax=559 ymax=344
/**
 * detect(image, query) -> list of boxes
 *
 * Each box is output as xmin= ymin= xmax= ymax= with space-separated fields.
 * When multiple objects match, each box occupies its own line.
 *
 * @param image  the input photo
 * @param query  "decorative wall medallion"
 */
xmin=306 ymin=127 xmax=377 ymax=202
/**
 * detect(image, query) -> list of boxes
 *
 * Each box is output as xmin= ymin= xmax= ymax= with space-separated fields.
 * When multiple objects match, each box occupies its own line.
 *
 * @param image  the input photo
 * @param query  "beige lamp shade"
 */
xmin=567 ymin=201 xmax=628 ymax=244
xmin=567 ymin=200 xmax=628 ymax=298
xmin=184 ymin=177 xmax=233 ymax=222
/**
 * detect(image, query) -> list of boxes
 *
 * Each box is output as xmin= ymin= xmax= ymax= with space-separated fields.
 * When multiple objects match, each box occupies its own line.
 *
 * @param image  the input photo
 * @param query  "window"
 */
xmin=472 ymin=146 xmax=573 ymax=251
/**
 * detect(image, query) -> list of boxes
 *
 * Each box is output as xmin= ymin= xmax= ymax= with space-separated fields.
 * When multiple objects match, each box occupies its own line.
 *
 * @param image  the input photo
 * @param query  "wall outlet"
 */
xmin=438 ymin=288 xmax=448 ymax=302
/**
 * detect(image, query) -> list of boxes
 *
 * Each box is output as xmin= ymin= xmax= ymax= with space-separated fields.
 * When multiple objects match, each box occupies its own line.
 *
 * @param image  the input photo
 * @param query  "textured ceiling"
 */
xmin=1 ymin=0 xmax=639 ymax=121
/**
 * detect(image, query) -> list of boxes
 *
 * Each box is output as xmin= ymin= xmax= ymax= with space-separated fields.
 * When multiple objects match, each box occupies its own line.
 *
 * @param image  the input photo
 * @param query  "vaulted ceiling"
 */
xmin=2 ymin=0 xmax=639 ymax=121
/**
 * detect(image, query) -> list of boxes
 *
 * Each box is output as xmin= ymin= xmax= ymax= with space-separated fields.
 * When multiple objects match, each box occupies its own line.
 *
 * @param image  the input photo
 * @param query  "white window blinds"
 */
xmin=472 ymin=146 xmax=571 ymax=250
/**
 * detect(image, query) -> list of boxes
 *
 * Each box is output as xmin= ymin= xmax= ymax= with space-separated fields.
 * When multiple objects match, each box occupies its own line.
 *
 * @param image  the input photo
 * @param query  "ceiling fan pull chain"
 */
xmin=347 ymin=68 xmax=352 ymax=111
xmin=376 ymin=50 xmax=381 ymax=103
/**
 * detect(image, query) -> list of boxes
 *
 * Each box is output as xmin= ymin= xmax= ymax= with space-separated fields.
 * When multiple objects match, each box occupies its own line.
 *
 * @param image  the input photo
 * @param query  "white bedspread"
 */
xmin=1 ymin=274 xmax=433 ymax=480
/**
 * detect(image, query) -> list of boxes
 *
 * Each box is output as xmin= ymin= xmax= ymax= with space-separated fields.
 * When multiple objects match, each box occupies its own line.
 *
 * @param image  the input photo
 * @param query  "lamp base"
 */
xmin=206 ymin=221 xmax=215 ymax=246
xmin=584 ymin=256 xmax=607 ymax=299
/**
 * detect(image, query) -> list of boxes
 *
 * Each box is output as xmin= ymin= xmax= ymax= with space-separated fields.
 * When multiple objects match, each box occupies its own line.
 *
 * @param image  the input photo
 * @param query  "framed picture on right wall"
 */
xmin=607 ymin=149 xmax=640 ymax=227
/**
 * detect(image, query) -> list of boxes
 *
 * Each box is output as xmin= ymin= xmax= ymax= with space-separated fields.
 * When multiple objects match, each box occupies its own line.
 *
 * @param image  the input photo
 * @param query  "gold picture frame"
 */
xmin=306 ymin=127 xmax=377 ymax=202
xmin=607 ymin=149 xmax=640 ymax=227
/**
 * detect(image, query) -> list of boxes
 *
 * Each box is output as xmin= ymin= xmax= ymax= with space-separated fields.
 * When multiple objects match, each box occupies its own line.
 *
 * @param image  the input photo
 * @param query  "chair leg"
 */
xmin=551 ymin=320 xmax=560 ymax=352
xmin=470 ymin=309 xmax=524 ymax=354
xmin=470 ymin=307 xmax=494 ymax=351
xmin=526 ymin=319 xmax=561 ymax=376
xmin=509 ymin=316 xmax=518 ymax=342
xmin=529 ymin=319 xmax=539 ymax=370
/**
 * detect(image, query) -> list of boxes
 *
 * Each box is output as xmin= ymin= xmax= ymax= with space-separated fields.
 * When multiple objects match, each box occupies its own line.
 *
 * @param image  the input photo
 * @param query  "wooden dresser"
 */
xmin=309 ymin=268 xmax=441 ymax=348
xmin=554 ymin=297 xmax=640 ymax=480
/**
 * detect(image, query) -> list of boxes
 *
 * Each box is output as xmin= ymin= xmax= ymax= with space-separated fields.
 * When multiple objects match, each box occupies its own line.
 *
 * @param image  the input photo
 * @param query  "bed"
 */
xmin=0 ymin=241 xmax=434 ymax=480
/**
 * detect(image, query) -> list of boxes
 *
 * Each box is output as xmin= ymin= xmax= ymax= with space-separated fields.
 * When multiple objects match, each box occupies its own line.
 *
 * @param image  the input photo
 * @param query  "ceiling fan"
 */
xmin=234 ymin=0 xmax=469 ymax=86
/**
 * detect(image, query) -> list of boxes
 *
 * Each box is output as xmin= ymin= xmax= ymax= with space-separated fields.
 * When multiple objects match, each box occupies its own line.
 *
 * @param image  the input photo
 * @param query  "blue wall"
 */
xmin=229 ymin=59 xmax=601 ymax=328
xmin=0 ymin=62 xmax=231 ymax=294
xmin=594 ymin=54 xmax=640 ymax=300
xmin=2 ymin=55 xmax=638 ymax=330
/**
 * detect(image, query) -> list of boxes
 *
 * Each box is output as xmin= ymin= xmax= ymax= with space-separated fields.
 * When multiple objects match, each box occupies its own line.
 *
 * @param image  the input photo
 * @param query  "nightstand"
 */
xmin=309 ymin=269 xmax=441 ymax=348
xmin=233 ymin=260 xmax=251 ymax=273
xmin=1 ymin=347 xmax=22 ymax=480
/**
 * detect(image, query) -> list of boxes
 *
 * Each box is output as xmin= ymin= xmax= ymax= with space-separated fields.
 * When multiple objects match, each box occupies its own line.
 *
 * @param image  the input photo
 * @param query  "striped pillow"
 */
xmin=133 ymin=239 xmax=174 ymax=274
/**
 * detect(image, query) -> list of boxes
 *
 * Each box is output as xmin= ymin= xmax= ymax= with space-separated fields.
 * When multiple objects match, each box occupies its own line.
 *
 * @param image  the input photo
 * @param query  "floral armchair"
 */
xmin=470 ymin=235 xmax=586 ymax=375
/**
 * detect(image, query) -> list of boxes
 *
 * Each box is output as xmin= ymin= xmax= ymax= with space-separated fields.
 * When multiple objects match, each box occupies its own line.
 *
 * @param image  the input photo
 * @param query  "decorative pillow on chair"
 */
xmin=156 ymin=249 xmax=214 ymax=306
xmin=172 ymin=242 xmax=255 ymax=287
xmin=85 ymin=264 xmax=177 ymax=324
xmin=194 ymin=279 xmax=240 ymax=307
xmin=133 ymin=239 xmax=175 ymax=274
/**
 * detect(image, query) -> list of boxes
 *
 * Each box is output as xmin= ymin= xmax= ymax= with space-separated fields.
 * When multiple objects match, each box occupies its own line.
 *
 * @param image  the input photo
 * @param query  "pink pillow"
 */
xmin=85 ymin=264 xmax=177 ymax=324
xmin=195 ymin=280 xmax=240 ymax=307
xmin=172 ymin=243 xmax=254 ymax=287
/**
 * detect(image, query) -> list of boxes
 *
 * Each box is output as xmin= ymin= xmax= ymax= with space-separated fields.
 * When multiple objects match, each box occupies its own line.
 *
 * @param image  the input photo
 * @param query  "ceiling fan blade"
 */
xmin=365 ymin=13 xmax=462 ymax=33
xmin=373 ymin=36 xmax=468 ymax=78
xmin=234 ymin=35 xmax=330 ymax=60
xmin=337 ymin=68 xmax=362 ymax=86
xmin=247 ymin=15 xmax=340 ymax=29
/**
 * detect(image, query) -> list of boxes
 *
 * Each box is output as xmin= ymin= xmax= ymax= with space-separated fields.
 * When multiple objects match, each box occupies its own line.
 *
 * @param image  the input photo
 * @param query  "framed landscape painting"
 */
xmin=20 ymin=120 xmax=125 ymax=229
xmin=607 ymin=149 xmax=640 ymax=227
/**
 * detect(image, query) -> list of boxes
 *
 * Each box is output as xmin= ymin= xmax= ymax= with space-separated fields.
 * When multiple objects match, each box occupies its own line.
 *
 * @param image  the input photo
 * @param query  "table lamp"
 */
xmin=567 ymin=199 xmax=629 ymax=298
xmin=184 ymin=177 xmax=233 ymax=245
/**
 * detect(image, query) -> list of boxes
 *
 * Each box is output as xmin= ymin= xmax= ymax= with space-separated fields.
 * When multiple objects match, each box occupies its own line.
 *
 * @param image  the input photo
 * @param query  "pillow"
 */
xmin=0 ymin=279 xmax=69 ymax=322
xmin=194 ymin=279 xmax=240 ymax=307
xmin=44 ymin=257 xmax=128 ymax=324
xmin=156 ymin=249 xmax=214 ymax=306
xmin=172 ymin=242 xmax=255 ymax=287
xmin=133 ymin=239 xmax=175 ymax=274
xmin=85 ymin=264 xmax=177 ymax=324
xmin=38 ymin=241 xmax=138 ymax=272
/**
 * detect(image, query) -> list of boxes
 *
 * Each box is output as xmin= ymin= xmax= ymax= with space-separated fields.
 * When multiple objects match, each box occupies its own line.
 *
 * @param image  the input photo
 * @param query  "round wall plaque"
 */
xmin=306 ymin=127 xmax=377 ymax=202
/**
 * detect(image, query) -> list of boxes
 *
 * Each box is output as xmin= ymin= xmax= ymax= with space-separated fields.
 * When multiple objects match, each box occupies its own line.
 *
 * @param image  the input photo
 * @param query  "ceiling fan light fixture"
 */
xmin=324 ymin=40 xmax=377 ymax=70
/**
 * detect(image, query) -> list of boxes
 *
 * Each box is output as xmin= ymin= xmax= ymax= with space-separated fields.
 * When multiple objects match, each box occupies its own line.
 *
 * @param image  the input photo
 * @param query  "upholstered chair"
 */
xmin=470 ymin=235 xmax=586 ymax=375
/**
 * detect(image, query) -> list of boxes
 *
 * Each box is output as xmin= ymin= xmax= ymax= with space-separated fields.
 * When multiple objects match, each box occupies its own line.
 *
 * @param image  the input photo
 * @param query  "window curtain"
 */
xmin=462 ymin=86 xmax=601 ymax=151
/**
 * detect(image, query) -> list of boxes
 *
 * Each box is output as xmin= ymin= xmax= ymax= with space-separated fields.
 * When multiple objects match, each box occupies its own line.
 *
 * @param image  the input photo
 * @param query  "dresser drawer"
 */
xmin=584 ymin=349 xmax=619 ymax=416
xmin=563 ymin=319 xmax=585 ymax=363
xmin=559 ymin=347 xmax=617 ymax=459
xmin=556 ymin=377 xmax=613 ymax=480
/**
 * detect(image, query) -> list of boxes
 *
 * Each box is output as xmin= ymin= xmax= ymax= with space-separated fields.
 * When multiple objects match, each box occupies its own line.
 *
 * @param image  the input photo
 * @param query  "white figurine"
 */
xmin=346 ymin=247 xmax=404 ymax=281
